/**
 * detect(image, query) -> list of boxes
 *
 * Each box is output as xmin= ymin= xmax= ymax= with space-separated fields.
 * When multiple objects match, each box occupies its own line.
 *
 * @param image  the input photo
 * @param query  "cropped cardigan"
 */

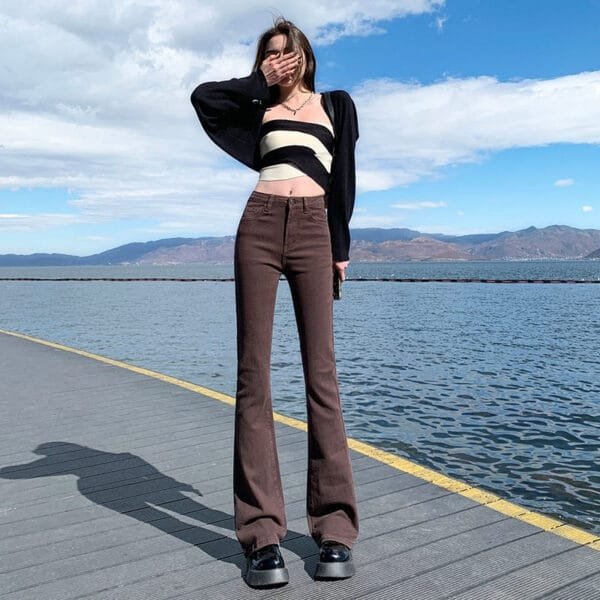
xmin=190 ymin=68 xmax=359 ymax=262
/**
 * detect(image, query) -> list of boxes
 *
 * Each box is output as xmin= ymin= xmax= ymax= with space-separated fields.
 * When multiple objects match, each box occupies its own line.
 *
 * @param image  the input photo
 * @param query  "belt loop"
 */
xmin=265 ymin=196 xmax=273 ymax=212
xmin=302 ymin=197 xmax=308 ymax=213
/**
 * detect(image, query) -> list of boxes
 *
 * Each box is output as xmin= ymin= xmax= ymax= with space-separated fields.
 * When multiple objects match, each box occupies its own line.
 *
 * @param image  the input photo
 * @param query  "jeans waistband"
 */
xmin=250 ymin=190 xmax=328 ymax=208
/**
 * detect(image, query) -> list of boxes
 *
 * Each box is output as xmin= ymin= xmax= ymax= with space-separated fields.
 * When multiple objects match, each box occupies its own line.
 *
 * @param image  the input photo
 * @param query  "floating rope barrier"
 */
xmin=0 ymin=277 xmax=599 ymax=283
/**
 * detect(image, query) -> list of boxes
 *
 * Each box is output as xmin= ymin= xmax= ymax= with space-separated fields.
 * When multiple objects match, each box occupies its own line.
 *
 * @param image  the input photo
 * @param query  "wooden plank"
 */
xmin=1 ymin=331 xmax=598 ymax=600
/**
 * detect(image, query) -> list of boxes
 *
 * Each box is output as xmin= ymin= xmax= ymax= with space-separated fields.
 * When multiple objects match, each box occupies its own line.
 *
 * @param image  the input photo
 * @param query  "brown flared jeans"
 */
xmin=233 ymin=189 xmax=359 ymax=556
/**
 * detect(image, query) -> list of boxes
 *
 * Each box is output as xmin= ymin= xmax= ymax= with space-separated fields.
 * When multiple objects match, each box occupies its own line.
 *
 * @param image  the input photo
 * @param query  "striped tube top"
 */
xmin=257 ymin=118 xmax=335 ymax=192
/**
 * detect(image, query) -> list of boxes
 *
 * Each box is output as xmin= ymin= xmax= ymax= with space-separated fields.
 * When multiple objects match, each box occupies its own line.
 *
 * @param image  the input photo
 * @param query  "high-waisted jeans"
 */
xmin=233 ymin=189 xmax=359 ymax=556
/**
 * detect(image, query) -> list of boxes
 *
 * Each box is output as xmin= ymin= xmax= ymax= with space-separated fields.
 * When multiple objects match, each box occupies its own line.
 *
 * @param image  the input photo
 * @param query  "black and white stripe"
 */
xmin=258 ymin=119 xmax=335 ymax=192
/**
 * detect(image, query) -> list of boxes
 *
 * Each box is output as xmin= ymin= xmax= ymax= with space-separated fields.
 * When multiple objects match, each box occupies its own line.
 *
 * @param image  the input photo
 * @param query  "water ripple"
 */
xmin=1 ymin=263 xmax=599 ymax=534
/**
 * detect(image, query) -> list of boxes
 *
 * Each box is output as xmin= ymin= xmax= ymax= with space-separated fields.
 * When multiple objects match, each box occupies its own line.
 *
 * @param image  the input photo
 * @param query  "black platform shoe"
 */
xmin=314 ymin=540 xmax=356 ymax=579
xmin=244 ymin=543 xmax=289 ymax=587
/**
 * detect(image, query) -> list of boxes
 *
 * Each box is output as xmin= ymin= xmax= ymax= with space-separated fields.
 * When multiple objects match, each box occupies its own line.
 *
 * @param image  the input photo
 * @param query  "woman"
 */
xmin=190 ymin=16 xmax=359 ymax=587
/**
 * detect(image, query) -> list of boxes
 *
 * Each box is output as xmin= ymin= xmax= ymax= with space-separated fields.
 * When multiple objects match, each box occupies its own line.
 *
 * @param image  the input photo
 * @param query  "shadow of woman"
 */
xmin=0 ymin=440 xmax=308 ymax=583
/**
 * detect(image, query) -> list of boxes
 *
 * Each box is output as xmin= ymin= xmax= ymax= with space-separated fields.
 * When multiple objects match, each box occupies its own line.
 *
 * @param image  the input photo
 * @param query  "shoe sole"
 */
xmin=314 ymin=557 xmax=356 ymax=579
xmin=244 ymin=565 xmax=289 ymax=587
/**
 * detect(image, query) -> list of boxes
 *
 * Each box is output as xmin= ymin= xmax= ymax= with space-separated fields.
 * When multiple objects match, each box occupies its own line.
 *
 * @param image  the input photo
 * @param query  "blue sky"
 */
xmin=1 ymin=1 xmax=599 ymax=255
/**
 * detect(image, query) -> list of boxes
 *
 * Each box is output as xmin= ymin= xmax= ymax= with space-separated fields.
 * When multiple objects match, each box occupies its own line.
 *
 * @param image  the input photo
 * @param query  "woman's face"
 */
xmin=264 ymin=33 xmax=305 ymax=88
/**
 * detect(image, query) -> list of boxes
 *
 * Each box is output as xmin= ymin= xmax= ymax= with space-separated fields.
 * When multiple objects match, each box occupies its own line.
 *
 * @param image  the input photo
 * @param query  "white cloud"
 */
xmin=3 ymin=0 xmax=600 ymax=244
xmin=0 ymin=1 xmax=444 ymax=238
xmin=391 ymin=200 xmax=447 ymax=209
xmin=0 ymin=212 xmax=94 ymax=230
xmin=353 ymin=70 xmax=600 ymax=192
xmin=582 ymin=205 xmax=593 ymax=212
xmin=554 ymin=178 xmax=574 ymax=187
xmin=432 ymin=15 xmax=448 ymax=32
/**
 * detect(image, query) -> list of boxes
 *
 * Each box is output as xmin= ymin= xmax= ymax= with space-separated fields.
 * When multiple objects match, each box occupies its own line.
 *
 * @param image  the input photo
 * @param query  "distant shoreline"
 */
xmin=1 ymin=224 xmax=600 ymax=265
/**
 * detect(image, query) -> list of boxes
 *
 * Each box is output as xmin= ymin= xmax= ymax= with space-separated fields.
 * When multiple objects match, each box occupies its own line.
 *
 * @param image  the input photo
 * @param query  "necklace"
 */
xmin=280 ymin=91 xmax=314 ymax=116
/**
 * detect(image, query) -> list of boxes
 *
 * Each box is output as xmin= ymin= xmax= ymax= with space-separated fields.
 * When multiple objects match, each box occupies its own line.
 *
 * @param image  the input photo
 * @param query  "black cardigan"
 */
xmin=190 ymin=68 xmax=359 ymax=262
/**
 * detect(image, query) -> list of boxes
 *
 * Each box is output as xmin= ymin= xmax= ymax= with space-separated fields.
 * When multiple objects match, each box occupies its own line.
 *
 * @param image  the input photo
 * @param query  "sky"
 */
xmin=1 ymin=0 xmax=599 ymax=255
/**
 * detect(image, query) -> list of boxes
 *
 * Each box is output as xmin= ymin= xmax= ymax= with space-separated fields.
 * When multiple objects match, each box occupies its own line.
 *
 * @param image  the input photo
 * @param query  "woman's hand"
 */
xmin=260 ymin=51 xmax=300 ymax=87
xmin=333 ymin=260 xmax=349 ymax=282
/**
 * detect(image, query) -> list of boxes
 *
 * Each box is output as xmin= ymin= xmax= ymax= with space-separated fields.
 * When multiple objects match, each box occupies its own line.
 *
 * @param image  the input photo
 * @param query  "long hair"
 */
xmin=251 ymin=16 xmax=316 ymax=102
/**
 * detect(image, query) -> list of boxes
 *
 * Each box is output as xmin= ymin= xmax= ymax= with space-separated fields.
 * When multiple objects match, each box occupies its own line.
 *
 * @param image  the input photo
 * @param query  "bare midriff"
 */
xmin=253 ymin=92 xmax=330 ymax=197
xmin=253 ymin=175 xmax=326 ymax=197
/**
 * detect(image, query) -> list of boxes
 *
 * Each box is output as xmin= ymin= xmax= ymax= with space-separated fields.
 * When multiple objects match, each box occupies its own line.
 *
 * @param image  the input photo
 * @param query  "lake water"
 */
xmin=1 ymin=260 xmax=599 ymax=534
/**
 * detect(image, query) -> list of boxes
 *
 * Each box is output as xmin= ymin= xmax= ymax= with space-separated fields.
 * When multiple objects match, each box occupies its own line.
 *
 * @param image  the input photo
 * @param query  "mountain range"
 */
xmin=1 ymin=225 xmax=599 ymax=266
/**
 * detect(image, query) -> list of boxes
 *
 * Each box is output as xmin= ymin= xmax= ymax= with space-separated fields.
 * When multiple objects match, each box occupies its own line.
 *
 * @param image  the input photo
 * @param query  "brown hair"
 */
xmin=251 ymin=16 xmax=316 ymax=100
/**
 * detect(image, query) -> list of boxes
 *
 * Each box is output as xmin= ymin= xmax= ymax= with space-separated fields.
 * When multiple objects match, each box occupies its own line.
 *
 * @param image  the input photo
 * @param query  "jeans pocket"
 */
xmin=241 ymin=201 xmax=264 ymax=221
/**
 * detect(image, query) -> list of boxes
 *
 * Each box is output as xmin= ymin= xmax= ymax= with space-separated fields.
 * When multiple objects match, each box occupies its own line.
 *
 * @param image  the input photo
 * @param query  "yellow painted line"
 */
xmin=1 ymin=326 xmax=599 ymax=551
xmin=0 ymin=328 xmax=236 ymax=406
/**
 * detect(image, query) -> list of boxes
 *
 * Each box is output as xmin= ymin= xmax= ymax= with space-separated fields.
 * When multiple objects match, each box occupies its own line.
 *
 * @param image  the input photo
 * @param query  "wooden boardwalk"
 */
xmin=1 ymin=328 xmax=599 ymax=599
